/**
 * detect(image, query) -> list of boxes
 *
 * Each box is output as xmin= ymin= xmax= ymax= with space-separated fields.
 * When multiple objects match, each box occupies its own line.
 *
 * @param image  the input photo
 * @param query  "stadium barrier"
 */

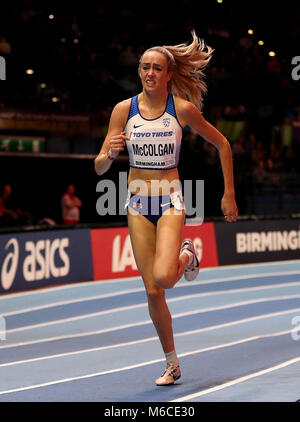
xmin=0 ymin=217 xmax=299 ymax=294
xmin=214 ymin=218 xmax=300 ymax=265
xmin=90 ymin=222 xmax=218 ymax=281
xmin=0 ymin=228 xmax=93 ymax=294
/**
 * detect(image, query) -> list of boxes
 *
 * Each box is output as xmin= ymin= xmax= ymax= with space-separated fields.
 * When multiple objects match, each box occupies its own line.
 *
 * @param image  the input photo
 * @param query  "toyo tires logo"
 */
xmin=0 ymin=237 xmax=70 ymax=290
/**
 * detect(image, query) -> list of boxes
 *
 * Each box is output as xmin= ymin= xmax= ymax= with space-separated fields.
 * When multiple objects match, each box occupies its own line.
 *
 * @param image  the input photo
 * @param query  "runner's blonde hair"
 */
xmin=139 ymin=30 xmax=213 ymax=110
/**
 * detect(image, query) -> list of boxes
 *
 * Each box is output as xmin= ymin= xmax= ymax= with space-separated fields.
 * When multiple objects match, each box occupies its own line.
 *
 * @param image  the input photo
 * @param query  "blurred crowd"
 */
xmin=0 ymin=1 xmax=299 ymax=224
xmin=0 ymin=182 xmax=82 ymax=228
xmin=0 ymin=1 xmax=299 ymax=114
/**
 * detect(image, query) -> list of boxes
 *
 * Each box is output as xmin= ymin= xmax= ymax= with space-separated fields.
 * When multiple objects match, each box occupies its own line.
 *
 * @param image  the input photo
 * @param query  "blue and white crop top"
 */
xmin=124 ymin=94 xmax=183 ymax=170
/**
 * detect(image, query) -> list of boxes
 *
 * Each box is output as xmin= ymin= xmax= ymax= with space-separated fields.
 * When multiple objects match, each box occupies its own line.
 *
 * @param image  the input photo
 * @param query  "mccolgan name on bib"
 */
xmin=132 ymin=143 xmax=174 ymax=156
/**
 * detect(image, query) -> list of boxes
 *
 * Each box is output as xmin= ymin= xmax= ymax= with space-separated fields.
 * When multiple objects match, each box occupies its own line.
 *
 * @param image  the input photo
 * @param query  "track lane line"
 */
xmin=0 ymin=329 xmax=296 ymax=395
xmin=1 ymin=306 xmax=300 ymax=367
xmin=171 ymin=355 xmax=300 ymax=402
xmin=1 ymin=259 xmax=299 ymax=305
xmin=5 ymin=284 xmax=300 ymax=333
xmin=2 ymin=293 xmax=300 ymax=350
xmin=1 ymin=269 xmax=300 ymax=313
xmin=1 ymin=288 xmax=146 ymax=317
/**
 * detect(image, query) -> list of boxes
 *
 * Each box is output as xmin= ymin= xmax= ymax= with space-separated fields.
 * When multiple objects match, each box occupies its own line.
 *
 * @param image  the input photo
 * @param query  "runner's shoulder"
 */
xmin=109 ymin=98 xmax=132 ymax=128
xmin=113 ymin=98 xmax=131 ymax=116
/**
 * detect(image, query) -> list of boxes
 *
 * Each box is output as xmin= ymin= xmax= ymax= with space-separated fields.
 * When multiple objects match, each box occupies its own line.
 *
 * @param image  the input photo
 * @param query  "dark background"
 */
xmin=0 ymin=0 xmax=299 ymax=226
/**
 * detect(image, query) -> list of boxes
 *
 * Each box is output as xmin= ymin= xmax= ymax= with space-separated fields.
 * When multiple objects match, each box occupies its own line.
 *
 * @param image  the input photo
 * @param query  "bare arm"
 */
xmin=61 ymin=195 xmax=80 ymax=209
xmin=94 ymin=100 xmax=130 ymax=176
xmin=178 ymin=99 xmax=238 ymax=222
xmin=73 ymin=197 xmax=82 ymax=208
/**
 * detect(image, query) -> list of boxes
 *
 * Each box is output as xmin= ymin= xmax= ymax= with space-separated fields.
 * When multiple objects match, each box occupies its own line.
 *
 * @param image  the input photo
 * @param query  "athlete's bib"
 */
xmin=124 ymin=94 xmax=182 ymax=170
xmin=129 ymin=127 xmax=176 ymax=169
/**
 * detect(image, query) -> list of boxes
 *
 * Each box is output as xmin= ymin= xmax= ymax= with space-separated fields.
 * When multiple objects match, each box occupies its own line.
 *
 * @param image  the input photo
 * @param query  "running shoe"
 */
xmin=155 ymin=363 xmax=181 ymax=386
xmin=180 ymin=238 xmax=200 ymax=281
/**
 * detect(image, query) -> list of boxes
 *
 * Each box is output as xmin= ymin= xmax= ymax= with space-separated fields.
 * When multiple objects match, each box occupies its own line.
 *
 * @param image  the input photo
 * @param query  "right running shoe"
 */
xmin=180 ymin=238 xmax=200 ymax=281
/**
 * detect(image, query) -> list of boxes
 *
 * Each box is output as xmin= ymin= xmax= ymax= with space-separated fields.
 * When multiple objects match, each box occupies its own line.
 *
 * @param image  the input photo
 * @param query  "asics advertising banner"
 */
xmin=90 ymin=223 xmax=218 ymax=280
xmin=0 ymin=229 xmax=93 ymax=294
xmin=215 ymin=219 xmax=300 ymax=265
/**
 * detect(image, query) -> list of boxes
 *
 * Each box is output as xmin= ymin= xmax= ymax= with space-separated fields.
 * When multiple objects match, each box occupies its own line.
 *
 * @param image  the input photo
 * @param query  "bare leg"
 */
xmin=153 ymin=208 xmax=188 ymax=289
xmin=127 ymin=210 xmax=176 ymax=353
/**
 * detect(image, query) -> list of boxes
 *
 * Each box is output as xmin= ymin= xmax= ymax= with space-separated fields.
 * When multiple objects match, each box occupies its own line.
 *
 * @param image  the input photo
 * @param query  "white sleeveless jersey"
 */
xmin=124 ymin=94 xmax=183 ymax=170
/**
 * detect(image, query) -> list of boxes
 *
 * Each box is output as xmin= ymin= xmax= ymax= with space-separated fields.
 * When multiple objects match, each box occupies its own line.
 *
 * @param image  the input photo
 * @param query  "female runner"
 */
xmin=94 ymin=31 xmax=238 ymax=386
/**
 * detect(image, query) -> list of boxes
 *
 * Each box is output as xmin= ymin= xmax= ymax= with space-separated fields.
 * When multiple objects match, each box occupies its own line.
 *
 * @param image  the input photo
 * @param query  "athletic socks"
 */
xmin=165 ymin=350 xmax=179 ymax=368
xmin=156 ymin=350 xmax=180 ymax=386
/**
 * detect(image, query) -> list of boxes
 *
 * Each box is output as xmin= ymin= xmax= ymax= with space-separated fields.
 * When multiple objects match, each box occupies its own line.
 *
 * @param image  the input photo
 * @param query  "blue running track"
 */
xmin=0 ymin=260 xmax=300 ymax=402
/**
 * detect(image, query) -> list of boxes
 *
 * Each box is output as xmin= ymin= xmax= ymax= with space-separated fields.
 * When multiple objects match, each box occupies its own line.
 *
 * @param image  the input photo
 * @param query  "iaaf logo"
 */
xmin=1 ymin=237 xmax=70 ymax=290
xmin=112 ymin=235 xmax=137 ymax=272
xmin=111 ymin=234 xmax=202 ymax=273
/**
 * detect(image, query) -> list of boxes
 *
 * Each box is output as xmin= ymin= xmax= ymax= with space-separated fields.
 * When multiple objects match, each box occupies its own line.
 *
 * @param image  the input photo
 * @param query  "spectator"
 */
xmin=61 ymin=184 xmax=82 ymax=225
xmin=107 ymin=34 xmax=122 ymax=56
xmin=268 ymin=143 xmax=283 ymax=171
xmin=117 ymin=44 xmax=139 ymax=69
xmin=244 ymin=133 xmax=257 ymax=157
xmin=253 ymin=159 xmax=267 ymax=194
xmin=267 ymin=56 xmax=282 ymax=76
xmin=203 ymin=140 xmax=218 ymax=166
xmin=0 ymin=36 xmax=11 ymax=55
xmin=0 ymin=184 xmax=33 ymax=226
xmin=251 ymin=141 xmax=265 ymax=167
xmin=232 ymin=135 xmax=246 ymax=158
xmin=265 ymin=158 xmax=280 ymax=185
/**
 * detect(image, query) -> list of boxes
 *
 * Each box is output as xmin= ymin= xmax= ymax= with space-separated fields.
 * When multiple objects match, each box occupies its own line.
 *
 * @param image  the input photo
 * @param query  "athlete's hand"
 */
xmin=108 ymin=131 xmax=129 ymax=158
xmin=221 ymin=193 xmax=238 ymax=222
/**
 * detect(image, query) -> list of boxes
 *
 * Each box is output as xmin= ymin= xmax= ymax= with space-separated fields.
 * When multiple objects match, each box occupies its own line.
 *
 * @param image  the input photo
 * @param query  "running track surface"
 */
xmin=0 ymin=260 xmax=300 ymax=402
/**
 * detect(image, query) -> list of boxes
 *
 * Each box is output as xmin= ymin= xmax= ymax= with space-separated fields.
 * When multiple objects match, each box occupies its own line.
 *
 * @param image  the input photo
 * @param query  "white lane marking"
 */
xmin=0 ymin=359 xmax=164 ymax=396
xmin=1 ymin=295 xmax=300 ymax=350
xmin=172 ymin=294 xmax=300 ymax=318
xmin=2 ymin=271 xmax=300 ymax=316
xmin=0 ymin=320 xmax=152 ymax=349
xmin=0 ymin=328 xmax=296 ymax=395
xmin=0 ymin=306 xmax=300 ymax=366
xmin=0 ymin=276 xmax=140 ymax=301
xmin=5 ymin=283 xmax=300 ymax=334
xmin=0 ymin=259 xmax=299 ymax=303
xmin=174 ymin=307 xmax=300 ymax=337
xmin=171 ymin=356 xmax=300 ymax=402
xmin=1 ymin=288 xmax=145 ymax=317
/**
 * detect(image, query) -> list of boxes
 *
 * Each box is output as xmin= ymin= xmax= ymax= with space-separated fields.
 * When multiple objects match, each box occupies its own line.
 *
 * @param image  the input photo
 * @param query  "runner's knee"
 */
xmin=153 ymin=264 xmax=176 ymax=289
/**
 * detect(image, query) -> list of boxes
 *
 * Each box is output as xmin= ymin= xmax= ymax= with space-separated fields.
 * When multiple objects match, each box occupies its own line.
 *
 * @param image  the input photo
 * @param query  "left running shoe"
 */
xmin=180 ymin=238 xmax=200 ymax=281
xmin=155 ymin=363 xmax=181 ymax=386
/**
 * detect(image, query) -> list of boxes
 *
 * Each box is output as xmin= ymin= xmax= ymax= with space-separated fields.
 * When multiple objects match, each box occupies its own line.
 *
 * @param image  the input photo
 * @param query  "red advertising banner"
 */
xmin=90 ymin=223 xmax=218 ymax=281
xmin=90 ymin=227 xmax=138 ymax=280
xmin=183 ymin=223 xmax=219 ymax=269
